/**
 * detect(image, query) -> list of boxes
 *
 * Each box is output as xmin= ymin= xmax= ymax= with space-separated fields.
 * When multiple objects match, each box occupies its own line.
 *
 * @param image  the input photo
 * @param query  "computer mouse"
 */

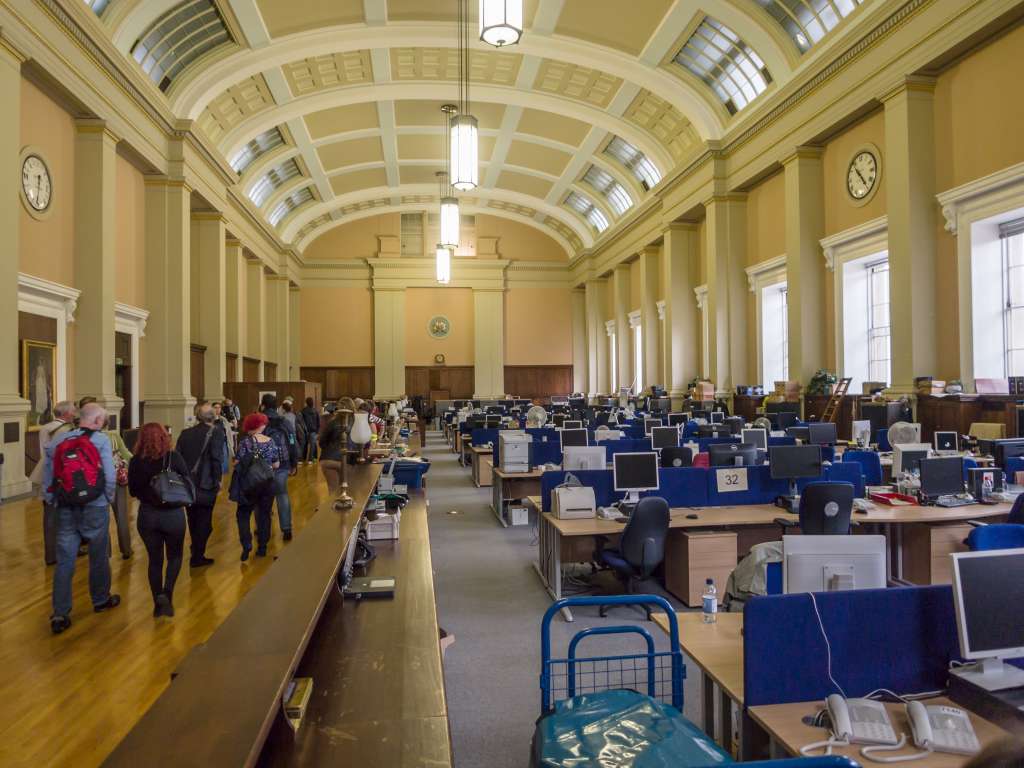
xmin=686 ymin=513 xmax=699 ymax=519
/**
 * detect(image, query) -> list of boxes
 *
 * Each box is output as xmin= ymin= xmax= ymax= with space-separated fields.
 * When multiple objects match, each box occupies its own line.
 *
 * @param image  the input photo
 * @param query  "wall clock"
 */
xmin=846 ymin=145 xmax=881 ymax=205
xmin=434 ymin=353 xmax=446 ymax=365
xmin=428 ymin=315 xmax=451 ymax=339
xmin=20 ymin=149 xmax=53 ymax=218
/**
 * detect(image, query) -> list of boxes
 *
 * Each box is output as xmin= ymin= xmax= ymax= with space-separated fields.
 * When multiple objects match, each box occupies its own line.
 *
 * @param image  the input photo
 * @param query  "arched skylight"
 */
xmin=756 ymin=0 xmax=865 ymax=53
xmin=269 ymin=187 xmax=314 ymax=227
xmin=564 ymin=191 xmax=609 ymax=233
xmin=582 ymin=166 xmax=633 ymax=217
xmin=603 ymin=137 xmax=661 ymax=191
xmin=84 ymin=0 xmax=110 ymax=15
xmin=131 ymin=0 xmax=233 ymax=92
xmin=230 ymin=128 xmax=286 ymax=175
xmin=249 ymin=159 xmax=302 ymax=208
xmin=674 ymin=17 xmax=771 ymax=115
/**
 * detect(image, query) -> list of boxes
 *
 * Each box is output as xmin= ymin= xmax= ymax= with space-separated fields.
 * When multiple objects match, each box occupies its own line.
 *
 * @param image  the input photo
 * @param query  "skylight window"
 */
xmin=674 ymin=17 xmax=771 ymax=114
xmin=756 ymin=0 xmax=864 ymax=52
xmin=582 ymin=166 xmax=633 ymax=216
xmin=131 ymin=0 xmax=232 ymax=92
xmin=249 ymin=159 xmax=301 ymax=207
xmin=269 ymin=187 xmax=314 ymax=227
xmin=230 ymin=128 xmax=285 ymax=174
xmin=603 ymin=137 xmax=661 ymax=191
xmin=85 ymin=0 xmax=110 ymax=15
xmin=565 ymin=191 xmax=609 ymax=233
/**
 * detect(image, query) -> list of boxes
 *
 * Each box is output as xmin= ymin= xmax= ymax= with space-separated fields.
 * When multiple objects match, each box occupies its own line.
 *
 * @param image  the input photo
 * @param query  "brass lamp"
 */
xmin=333 ymin=407 xmax=355 ymax=510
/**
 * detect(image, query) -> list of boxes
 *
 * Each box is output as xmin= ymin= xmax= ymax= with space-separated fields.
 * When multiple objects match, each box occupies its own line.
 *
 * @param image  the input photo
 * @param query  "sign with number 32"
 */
xmin=716 ymin=467 xmax=749 ymax=493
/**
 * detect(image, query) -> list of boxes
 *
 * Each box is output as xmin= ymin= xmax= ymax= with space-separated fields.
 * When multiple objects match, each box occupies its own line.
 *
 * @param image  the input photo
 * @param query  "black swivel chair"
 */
xmin=775 ymin=481 xmax=855 ymax=535
xmin=597 ymin=497 xmax=671 ymax=619
xmin=661 ymin=447 xmax=693 ymax=468
xmin=724 ymin=416 xmax=745 ymax=435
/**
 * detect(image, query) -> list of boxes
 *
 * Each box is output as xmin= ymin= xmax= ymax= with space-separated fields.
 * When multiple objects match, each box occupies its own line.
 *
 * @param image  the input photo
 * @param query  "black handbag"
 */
xmin=150 ymin=453 xmax=196 ymax=507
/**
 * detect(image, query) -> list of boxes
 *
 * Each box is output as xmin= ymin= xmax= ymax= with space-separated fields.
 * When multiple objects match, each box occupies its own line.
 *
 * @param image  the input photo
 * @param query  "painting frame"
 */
xmin=21 ymin=339 xmax=56 ymax=431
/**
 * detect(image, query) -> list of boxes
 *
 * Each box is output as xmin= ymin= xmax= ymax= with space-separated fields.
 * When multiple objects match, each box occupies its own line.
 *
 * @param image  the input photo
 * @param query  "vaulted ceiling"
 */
xmin=84 ymin=0 xmax=872 ymax=258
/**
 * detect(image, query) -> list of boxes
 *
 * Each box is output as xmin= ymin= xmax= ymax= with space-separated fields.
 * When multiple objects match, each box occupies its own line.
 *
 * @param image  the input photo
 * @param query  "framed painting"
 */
xmin=22 ymin=340 xmax=56 ymax=430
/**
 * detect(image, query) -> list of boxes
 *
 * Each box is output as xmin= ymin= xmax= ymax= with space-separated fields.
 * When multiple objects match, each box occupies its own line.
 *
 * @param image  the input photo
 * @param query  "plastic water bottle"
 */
xmin=702 ymin=578 xmax=718 ymax=624
xmin=982 ymin=474 xmax=994 ymax=501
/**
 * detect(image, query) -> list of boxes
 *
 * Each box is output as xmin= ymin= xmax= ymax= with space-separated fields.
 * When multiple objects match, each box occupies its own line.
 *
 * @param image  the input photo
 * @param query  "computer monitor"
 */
xmin=710 ymin=411 xmax=725 ymax=424
xmin=807 ymin=422 xmax=838 ymax=446
xmin=786 ymin=426 xmax=811 ymax=443
xmin=644 ymin=417 xmax=663 ymax=435
xmin=741 ymin=428 xmax=767 ymax=451
xmin=709 ymin=443 xmax=758 ymax=467
xmin=698 ymin=424 xmax=731 ymax=439
xmin=769 ymin=445 xmax=823 ymax=498
xmin=893 ymin=444 xmax=931 ymax=474
xmin=612 ymin=452 xmax=660 ymax=505
xmin=486 ymin=405 xmax=505 ymax=415
xmin=934 ymin=431 xmax=959 ymax=452
xmin=667 ymin=412 xmax=686 ymax=427
xmin=550 ymin=395 xmax=569 ymax=406
xmin=851 ymin=419 xmax=872 ymax=446
xmin=560 ymin=428 xmax=588 ymax=448
xmin=783 ymin=535 xmax=887 ymax=594
xmin=950 ymin=548 xmax=1024 ymax=691
xmin=562 ymin=446 xmax=606 ymax=471
xmin=651 ymin=426 xmax=679 ymax=450
xmin=485 ymin=415 xmax=501 ymax=428
xmin=552 ymin=413 xmax=567 ymax=428
xmin=918 ymin=456 xmax=965 ymax=498
xmin=766 ymin=401 xmax=800 ymax=414
xmin=772 ymin=411 xmax=799 ymax=430
xmin=993 ymin=438 xmax=1024 ymax=468
xmin=562 ymin=420 xmax=583 ymax=430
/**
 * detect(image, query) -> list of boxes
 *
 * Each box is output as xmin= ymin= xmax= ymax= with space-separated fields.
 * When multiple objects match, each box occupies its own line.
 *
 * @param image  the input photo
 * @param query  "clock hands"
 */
xmin=854 ymin=167 xmax=868 ymax=186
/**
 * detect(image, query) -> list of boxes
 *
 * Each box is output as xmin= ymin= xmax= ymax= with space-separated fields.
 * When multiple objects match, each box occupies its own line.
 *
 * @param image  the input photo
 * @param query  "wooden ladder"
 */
xmin=821 ymin=377 xmax=852 ymax=423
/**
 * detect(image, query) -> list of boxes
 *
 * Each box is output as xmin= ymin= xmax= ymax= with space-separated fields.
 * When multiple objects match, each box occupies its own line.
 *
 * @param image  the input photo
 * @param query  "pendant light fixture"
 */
xmin=479 ymin=0 xmax=523 ymax=47
xmin=450 ymin=0 xmax=478 ymax=191
xmin=435 ymin=244 xmax=452 ymax=285
xmin=438 ymin=104 xmax=460 ymax=249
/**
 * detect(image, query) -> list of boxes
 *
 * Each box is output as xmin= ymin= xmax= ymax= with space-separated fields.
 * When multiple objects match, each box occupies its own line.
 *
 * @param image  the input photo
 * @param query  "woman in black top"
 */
xmin=128 ymin=422 xmax=189 ymax=617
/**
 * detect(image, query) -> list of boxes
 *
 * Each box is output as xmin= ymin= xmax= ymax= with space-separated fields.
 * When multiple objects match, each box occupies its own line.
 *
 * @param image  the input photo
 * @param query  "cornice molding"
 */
xmin=818 ymin=215 xmax=888 ymax=270
xmin=18 ymin=273 xmax=80 ymax=322
xmin=114 ymin=302 xmax=149 ymax=336
xmin=627 ymin=309 xmax=641 ymax=329
xmin=744 ymin=255 xmax=788 ymax=292
xmin=936 ymin=160 xmax=1024 ymax=236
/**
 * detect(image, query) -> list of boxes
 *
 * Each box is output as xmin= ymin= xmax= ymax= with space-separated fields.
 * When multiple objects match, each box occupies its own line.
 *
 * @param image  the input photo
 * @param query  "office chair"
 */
xmin=969 ymin=422 xmax=1006 ymax=440
xmin=842 ymin=450 xmax=882 ymax=485
xmin=967 ymin=523 xmax=1024 ymax=551
xmin=724 ymin=416 xmax=744 ymax=435
xmin=661 ymin=446 xmax=693 ymax=468
xmin=775 ymin=481 xmax=854 ymax=535
xmin=596 ymin=496 xmax=670 ymax=620
xmin=876 ymin=428 xmax=891 ymax=452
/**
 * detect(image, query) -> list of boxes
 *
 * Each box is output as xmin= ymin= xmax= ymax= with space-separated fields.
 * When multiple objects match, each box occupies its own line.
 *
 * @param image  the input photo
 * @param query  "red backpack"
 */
xmin=50 ymin=431 xmax=106 ymax=506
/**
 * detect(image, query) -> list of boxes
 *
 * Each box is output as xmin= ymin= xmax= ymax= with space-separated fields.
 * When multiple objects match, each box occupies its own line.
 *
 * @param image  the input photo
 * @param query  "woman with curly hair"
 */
xmin=128 ymin=423 xmax=189 ymax=618
xmin=230 ymin=412 xmax=280 ymax=561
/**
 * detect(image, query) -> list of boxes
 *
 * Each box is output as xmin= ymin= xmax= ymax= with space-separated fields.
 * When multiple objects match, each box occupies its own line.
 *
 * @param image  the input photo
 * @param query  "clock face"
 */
xmin=847 ymin=151 xmax=877 ymax=200
xmin=22 ymin=155 xmax=52 ymax=212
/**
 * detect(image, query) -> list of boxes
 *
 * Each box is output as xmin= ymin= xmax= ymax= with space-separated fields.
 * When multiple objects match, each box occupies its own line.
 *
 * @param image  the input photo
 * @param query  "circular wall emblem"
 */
xmin=428 ymin=315 xmax=451 ymax=339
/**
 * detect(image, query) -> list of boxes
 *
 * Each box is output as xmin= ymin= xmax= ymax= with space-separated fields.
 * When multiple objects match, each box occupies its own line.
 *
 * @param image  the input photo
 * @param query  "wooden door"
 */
xmin=190 ymin=344 xmax=206 ymax=400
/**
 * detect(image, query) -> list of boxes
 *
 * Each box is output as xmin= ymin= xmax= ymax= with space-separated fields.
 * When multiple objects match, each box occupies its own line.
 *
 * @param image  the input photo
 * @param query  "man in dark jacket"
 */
xmin=175 ymin=404 xmax=227 ymax=566
xmin=260 ymin=394 xmax=299 ymax=540
xmin=300 ymin=397 xmax=320 ymax=464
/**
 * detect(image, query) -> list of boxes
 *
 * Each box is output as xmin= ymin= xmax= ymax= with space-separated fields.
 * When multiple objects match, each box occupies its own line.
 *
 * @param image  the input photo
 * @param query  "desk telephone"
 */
xmin=802 ymin=694 xmax=979 ymax=761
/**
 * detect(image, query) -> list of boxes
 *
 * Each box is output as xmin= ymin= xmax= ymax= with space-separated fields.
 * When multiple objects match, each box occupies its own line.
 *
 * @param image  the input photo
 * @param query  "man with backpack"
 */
xmin=176 ymin=404 xmax=228 ymax=567
xmin=41 ymin=402 xmax=120 ymax=634
xmin=259 ymin=394 xmax=299 ymax=541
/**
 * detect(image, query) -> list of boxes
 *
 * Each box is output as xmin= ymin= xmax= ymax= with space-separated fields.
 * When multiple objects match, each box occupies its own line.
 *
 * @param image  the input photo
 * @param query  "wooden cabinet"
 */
xmin=803 ymin=394 xmax=856 ymax=438
xmin=900 ymin=523 xmax=972 ymax=585
xmin=916 ymin=394 xmax=1018 ymax=441
xmin=665 ymin=531 xmax=737 ymax=607
xmin=733 ymin=395 xmax=760 ymax=422
xmin=504 ymin=365 xmax=573 ymax=400
xmin=405 ymin=366 xmax=474 ymax=401
xmin=300 ymin=367 xmax=374 ymax=399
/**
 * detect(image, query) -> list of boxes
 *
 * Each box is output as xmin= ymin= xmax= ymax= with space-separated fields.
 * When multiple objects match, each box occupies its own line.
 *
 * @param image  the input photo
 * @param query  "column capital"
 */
xmin=144 ymin=175 xmax=192 ymax=193
xmin=663 ymin=221 xmax=699 ymax=234
xmin=781 ymin=146 xmax=824 ymax=165
xmin=225 ymin=236 xmax=242 ymax=248
xmin=701 ymin=192 xmax=747 ymax=208
xmin=639 ymin=244 xmax=661 ymax=258
xmin=0 ymin=34 xmax=27 ymax=68
xmin=879 ymin=74 xmax=936 ymax=103
xmin=191 ymin=210 xmax=226 ymax=224
xmin=74 ymin=118 xmax=120 ymax=144
xmin=613 ymin=262 xmax=630 ymax=274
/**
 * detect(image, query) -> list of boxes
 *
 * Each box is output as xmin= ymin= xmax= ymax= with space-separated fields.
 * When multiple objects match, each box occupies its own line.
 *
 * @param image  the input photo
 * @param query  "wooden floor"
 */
xmin=0 ymin=463 xmax=334 ymax=768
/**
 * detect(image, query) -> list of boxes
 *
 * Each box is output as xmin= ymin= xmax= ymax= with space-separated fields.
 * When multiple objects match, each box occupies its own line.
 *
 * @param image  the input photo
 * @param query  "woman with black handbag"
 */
xmin=230 ymin=413 xmax=280 ymax=561
xmin=128 ymin=423 xmax=192 ymax=618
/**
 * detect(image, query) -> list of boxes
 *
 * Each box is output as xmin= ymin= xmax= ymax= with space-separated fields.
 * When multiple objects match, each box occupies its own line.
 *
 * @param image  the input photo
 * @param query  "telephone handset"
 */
xmin=801 ymin=695 xmax=899 ymax=756
xmin=906 ymin=701 xmax=980 ymax=756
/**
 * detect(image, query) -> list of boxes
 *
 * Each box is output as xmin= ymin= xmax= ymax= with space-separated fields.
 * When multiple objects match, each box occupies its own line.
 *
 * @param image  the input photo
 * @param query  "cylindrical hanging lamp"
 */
xmin=435 ymin=244 xmax=452 ymax=285
xmin=479 ymin=0 xmax=523 ymax=47
xmin=450 ymin=0 xmax=478 ymax=191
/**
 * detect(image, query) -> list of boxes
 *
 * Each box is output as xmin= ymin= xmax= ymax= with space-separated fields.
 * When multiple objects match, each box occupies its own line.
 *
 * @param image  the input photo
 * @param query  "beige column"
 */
xmin=143 ymin=178 xmax=195 ymax=430
xmin=190 ymin=213 xmax=226 ymax=400
xmin=704 ymin=194 xmax=748 ymax=393
xmin=884 ymin=78 xmax=937 ymax=392
xmin=611 ymin=264 xmax=631 ymax=392
xmin=289 ymin=286 xmax=301 ymax=380
xmin=661 ymin=223 xmax=700 ymax=405
xmin=784 ymin=147 xmax=826 ymax=384
xmin=246 ymin=260 xmax=265 ymax=379
xmin=584 ymin=279 xmax=607 ymax=396
xmin=638 ymin=247 xmax=660 ymax=389
xmin=224 ymin=238 xmax=246 ymax=381
xmin=73 ymin=120 xmax=123 ymax=417
xmin=473 ymin=288 xmax=505 ymax=398
xmin=373 ymin=288 xmax=405 ymax=399
xmin=266 ymin=276 xmax=290 ymax=382
xmin=570 ymin=287 xmax=586 ymax=394
xmin=0 ymin=40 xmax=31 ymax=496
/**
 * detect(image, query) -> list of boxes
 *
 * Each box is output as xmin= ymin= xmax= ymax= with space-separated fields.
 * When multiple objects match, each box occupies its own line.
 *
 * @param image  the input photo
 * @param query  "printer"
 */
xmin=553 ymin=486 xmax=596 ymax=519
xmin=499 ymin=431 xmax=532 ymax=473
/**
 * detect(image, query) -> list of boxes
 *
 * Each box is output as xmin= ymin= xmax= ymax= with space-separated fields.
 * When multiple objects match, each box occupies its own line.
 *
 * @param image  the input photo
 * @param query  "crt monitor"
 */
xmin=851 ymin=419 xmax=872 ymax=446
xmin=562 ymin=446 xmax=605 ymax=471
xmin=783 ymin=535 xmax=887 ymax=593
xmin=612 ymin=452 xmax=660 ymax=505
xmin=893 ymin=444 xmax=931 ymax=474
xmin=950 ymin=548 xmax=1024 ymax=691
xmin=919 ymin=456 xmax=965 ymax=498
xmin=807 ymin=422 xmax=838 ymax=446
xmin=710 ymin=411 xmax=725 ymax=424
xmin=741 ymin=427 xmax=767 ymax=451
xmin=562 ymin=420 xmax=583 ymax=430
xmin=667 ymin=412 xmax=687 ymax=427
xmin=651 ymin=426 xmax=679 ymax=450
xmin=644 ymin=417 xmax=663 ymax=435
xmin=709 ymin=443 xmax=758 ymax=467
xmin=560 ymin=428 xmax=588 ymax=448
xmin=934 ymin=430 xmax=959 ymax=452
xmin=552 ymin=413 xmax=567 ymax=428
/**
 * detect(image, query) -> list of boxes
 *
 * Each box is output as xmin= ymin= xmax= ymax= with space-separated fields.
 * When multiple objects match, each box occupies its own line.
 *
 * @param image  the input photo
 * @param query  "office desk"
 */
xmin=749 ymin=697 xmax=1007 ymax=766
xmin=470 ymin=446 xmax=494 ymax=487
xmin=492 ymin=468 xmax=544 ymax=527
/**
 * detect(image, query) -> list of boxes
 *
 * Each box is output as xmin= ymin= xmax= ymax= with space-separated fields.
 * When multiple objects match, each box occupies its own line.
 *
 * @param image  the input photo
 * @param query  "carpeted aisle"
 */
xmin=421 ymin=430 xmax=702 ymax=768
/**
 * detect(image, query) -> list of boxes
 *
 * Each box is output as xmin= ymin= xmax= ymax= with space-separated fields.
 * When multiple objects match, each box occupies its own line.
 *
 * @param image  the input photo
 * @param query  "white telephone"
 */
xmin=801 ymin=695 xmax=898 ymax=756
xmin=858 ymin=700 xmax=981 ymax=762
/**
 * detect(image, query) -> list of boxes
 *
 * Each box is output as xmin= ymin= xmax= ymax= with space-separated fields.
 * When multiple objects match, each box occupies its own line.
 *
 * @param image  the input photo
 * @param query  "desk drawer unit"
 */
xmin=666 ymin=531 xmax=737 ymax=607
xmin=900 ymin=523 xmax=971 ymax=584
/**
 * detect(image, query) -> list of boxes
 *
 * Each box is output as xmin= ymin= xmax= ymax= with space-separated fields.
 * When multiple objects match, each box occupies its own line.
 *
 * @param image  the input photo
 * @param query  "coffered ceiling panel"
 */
xmin=256 ymin=0 xmax=364 ymax=38
xmin=624 ymin=89 xmax=701 ymax=162
xmin=532 ymin=59 xmax=623 ymax=109
xmin=390 ymin=48 xmax=522 ymax=85
xmin=317 ymin=137 xmax=384 ymax=170
xmin=398 ymin=165 xmax=446 ymax=186
xmin=555 ymin=0 xmax=675 ymax=56
xmin=304 ymin=103 xmax=379 ymax=139
xmin=330 ymin=167 xmax=389 ymax=196
xmin=199 ymin=73 xmax=274 ymax=144
xmin=516 ymin=108 xmax=591 ymax=148
xmin=282 ymin=51 xmax=375 ymax=96
xmin=386 ymin=0 xmax=541 ymax=25
xmin=396 ymin=134 xmax=444 ymax=161
xmin=496 ymin=170 xmax=554 ymax=199
xmin=505 ymin=140 xmax=572 ymax=177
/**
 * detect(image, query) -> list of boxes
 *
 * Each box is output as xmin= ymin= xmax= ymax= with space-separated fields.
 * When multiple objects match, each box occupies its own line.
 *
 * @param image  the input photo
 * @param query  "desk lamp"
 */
xmin=333 ymin=407 xmax=355 ymax=510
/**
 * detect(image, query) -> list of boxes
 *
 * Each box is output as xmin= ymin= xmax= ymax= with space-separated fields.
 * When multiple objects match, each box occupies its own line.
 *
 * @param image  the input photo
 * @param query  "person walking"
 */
xmin=106 ymin=416 xmax=134 ymax=560
xmin=175 ymin=404 xmax=227 ymax=567
xmin=231 ymin=412 xmax=280 ymax=560
xmin=30 ymin=400 xmax=77 ymax=565
xmin=128 ymin=423 xmax=189 ymax=617
xmin=42 ymin=403 xmax=120 ymax=634
xmin=259 ymin=394 xmax=298 ymax=540
xmin=301 ymin=397 xmax=320 ymax=464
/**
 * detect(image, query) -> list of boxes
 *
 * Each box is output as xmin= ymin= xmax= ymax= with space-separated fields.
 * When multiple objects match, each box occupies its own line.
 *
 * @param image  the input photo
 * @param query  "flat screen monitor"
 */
xmin=668 ymin=412 xmax=686 ymax=427
xmin=562 ymin=420 xmax=583 ymax=430
xmin=710 ymin=411 xmax=725 ymax=424
xmin=769 ymin=445 xmax=823 ymax=480
xmin=550 ymin=395 xmax=569 ymax=406
xmin=709 ymin=443 xmax=758 ymax=467
xmin=698 ymin=425 xmax=731 ymax=439
xmin=783 ymin=535 xmax=887 ymax=593
xmin=644 ymin=417 xmax=663 ymax=435
xmin=807 ymin=422 xmax=838 ymax=446
xmin=951 ymin=548 xmax=1024 ymax=690
xmin=562 ymin=446 xmax=606 ymax=471
xmin=851 ymin=419 xmax=872 ymax=446
xmin=651 ymin=426 xmax=679 ymax=450
xmin=933 ymin=431 xmax=959 ymax=452
xmin=786 ymin=426 xmax=811 ymax=443
xmin=485 ymin=415 xmax=501 ymax=427
xmin=893 ymin=444 xmax=931 ymax=474
xmin=552 ymin=413 xmax=567 ymax=428
xmin=773 ymin=412 xmax=799 ymax=430
xmin=613 ymin=452 xmax=660 ymax=497
xmin=560 ymin=428 xmax=588 ymax=448
xmin=993 ymin=438 xmax=1024 ymax=468
xmin=919 ymin=456 xmax=964 ymax=498
xmin=741 ymin=428 xmax=768 ymax=451
xmin=486 ymin=405 xmax=505 ymax=415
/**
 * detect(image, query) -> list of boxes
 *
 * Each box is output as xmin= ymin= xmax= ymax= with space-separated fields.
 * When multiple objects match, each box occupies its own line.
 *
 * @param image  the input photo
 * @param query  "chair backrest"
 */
xmin=620 ymin=496 xmax=670 ymax=576
xmin=798 ymin=482 xmax=854 ymax=535
xmin=967 ymin=523 xmax=1024 ymax=551
xmin=842 ymin=450 xmax=882 ymax=485
xmin=660 ymin=446 xmax=693 ymax=468
xmin=1009 ymin=494 xmax=1024 ymax=526
xmin=876 ymin=428 xmax=891 ymax=452
xmin=969 ymin=422 xmax=1006 ymax=440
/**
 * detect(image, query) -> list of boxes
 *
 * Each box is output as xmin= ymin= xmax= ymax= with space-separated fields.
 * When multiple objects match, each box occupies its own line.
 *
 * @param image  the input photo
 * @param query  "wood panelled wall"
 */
xmin=242 ymin=357 xmax=260 ymax=382
xmin=225 ymin=353 xmax=239 ymax=382
xmin=405 ymin=366 xmax=474 ymax=401
xmin=300 ymin=367 xmax=374 ymax=400
xmin=190 ymin=344 xmax=205 ymax=399
xmin=222 ymin=381 xmax=322 ymax=417
xmin=264 ymin=363 xmax=277 ymax=381
xmin=504 ymin=365 xmax=573 ymax=401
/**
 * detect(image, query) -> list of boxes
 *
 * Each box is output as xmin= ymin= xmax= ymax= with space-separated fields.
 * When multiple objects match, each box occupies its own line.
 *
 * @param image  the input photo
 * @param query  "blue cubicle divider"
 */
xmin=602 ymin=439 xmax=654 ymax=460
xmin=743 ymin=586 xmax=961 ymax=707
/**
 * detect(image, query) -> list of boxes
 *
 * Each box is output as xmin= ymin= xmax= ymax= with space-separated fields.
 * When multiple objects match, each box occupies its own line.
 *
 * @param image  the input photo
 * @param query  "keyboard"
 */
xmin=936 ymin=495 xmax=975 ymax=508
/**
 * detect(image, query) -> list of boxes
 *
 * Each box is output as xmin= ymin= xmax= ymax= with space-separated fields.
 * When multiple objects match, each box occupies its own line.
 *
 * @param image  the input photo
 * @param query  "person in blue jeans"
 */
xmin=42 ymin=402 xmax=121 ymax=634
xmin=259 ymin=394 xmax=299 ymax=541
xmin=231 ymin=412 xmax=281 ymax=560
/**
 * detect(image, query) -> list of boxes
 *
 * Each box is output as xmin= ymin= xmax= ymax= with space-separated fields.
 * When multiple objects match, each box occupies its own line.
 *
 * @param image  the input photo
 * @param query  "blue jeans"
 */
xmin=236 ymin=490 xmax=274 ymax=552
xmin=52 ymin=505 xmax=112 ymax=618
xmin=273 ymin=468 xmax=293 ymax=533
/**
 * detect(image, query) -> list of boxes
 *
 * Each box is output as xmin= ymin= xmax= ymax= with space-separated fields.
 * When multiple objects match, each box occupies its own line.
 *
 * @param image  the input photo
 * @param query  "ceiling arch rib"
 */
xmin=110 ymin=0 xmax=181 ymax=52
xmin=171 ymin=24 xmax=725 ymax=139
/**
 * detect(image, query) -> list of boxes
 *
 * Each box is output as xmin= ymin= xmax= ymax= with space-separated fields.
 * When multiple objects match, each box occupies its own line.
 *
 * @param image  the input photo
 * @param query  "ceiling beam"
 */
xmin=224 ymin=0 xmax=272 ymax=49
xmin=370 ymin=47 xmax=400 ymax=204
xmin=363 ymin=0 xmax=388 ymax=27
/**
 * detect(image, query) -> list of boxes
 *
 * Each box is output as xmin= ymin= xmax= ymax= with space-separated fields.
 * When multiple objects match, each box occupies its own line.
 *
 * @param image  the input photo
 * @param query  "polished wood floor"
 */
xmin=0 ymin=463 xmax=334 ymax=768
